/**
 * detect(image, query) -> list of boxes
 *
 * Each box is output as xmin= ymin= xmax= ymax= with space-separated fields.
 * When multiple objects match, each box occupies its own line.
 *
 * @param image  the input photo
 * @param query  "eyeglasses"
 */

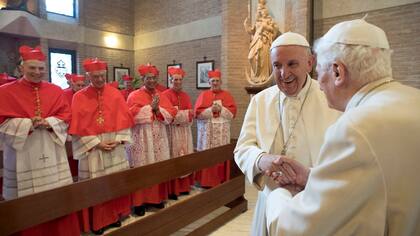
xmin=144 ymin=76 xmax=158 ymax=81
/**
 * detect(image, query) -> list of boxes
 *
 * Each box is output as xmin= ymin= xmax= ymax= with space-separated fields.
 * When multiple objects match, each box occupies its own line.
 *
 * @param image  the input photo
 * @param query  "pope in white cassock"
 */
xmin=266 ymin=18 xmax=420 ymax=236
xmin=234 ymin=32 xmax=340 ymax=236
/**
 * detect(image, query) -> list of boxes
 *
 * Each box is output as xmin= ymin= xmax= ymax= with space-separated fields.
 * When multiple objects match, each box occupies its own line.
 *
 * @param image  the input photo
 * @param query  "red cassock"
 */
xmin=0 ymin=79 xmax=80 ymax=236
xmin=162 ymin=89 xmax=194 ymax=195
xmin=127 ymin=87 xmax=177 ymax=206
xmin=194 ymin=89 xmax=237 ymax=188
xmin=69 ymin=84 xmax=134 ymax=232
xmin=62 ymin=87 xmax=79 ymax=178
xmin=63 ymin=87 xmax=74 ymax=106
xmin=120 ymin=88 xmax=134 ymax=101
xmin=155 ymin=83 xmax=167 ymax=92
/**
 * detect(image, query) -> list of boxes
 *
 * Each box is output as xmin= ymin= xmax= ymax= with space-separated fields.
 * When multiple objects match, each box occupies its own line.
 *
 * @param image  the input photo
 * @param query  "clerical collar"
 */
xmin=278 ymin=74 xmax=312 ymax=104
xmin=141 ymin=86 xmax=156 ymax=95
xmin=346 ymin=77 xmax=395 ymax=111
xmin=89 ymin=84 xmax=105 ymax=92
xmin=20 ymin=77 xmax=44 ymax=88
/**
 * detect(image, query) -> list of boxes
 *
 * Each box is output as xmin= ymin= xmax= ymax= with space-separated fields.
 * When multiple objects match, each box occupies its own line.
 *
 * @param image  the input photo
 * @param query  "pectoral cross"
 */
xmin=96 ymin=116 xmax=105 ymax=125
xmin=39 ymin=154 xmax=49 ymax=162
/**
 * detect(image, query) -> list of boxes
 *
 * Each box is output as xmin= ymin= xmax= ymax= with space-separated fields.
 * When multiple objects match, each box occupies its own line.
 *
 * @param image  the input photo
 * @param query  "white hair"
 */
xmin=314 ymin=39 xmax=393 ymax=84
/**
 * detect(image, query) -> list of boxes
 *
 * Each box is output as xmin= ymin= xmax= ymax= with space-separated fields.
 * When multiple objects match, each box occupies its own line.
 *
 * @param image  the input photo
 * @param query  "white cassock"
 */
xmin=71 ymin=128 xmax=131 ymax=179
xmin=234 ymin=76 xmax=340 ymax=236
xmin=196 ymin=103 xmax=234 ymax=151
xmin=127 ymin=105 xmax=173 ymax=166
xmin=266 ymin=78 xmax=420 ymax=236
xmin=0 ymin=117 xmax=73 ymax=200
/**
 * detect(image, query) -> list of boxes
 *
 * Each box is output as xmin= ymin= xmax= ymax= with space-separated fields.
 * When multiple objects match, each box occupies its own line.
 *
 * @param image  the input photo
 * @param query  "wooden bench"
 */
xmin=0 ymin=143 xmax=247 ymax=235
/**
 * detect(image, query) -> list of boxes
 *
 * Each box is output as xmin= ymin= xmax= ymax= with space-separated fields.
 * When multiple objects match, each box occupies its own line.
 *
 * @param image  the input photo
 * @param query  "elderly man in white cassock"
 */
xmin=266 ymin=18 xmax=420 ymax=235
xmin=234 ymin=32 xmax=340 ymax=235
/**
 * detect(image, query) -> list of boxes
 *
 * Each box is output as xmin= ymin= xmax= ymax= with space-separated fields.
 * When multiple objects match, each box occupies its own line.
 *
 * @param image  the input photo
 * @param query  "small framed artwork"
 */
xmin=196 ymin=60 xmax=214 ymax=89
xmin=113 ymin=67 xmax=130 ymax=82
xmin=166 ymin=63 xmax=182 ymax=88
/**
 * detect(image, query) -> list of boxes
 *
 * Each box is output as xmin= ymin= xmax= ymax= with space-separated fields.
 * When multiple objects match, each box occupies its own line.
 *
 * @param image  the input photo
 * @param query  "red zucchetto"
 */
xmin=138 ymin=64 xmax=159 ymax=77
xmin=83 ymin=58 xmax=107 ymax=72
xmin=208 ymin=69 xmax=221 ymax=79
xmin=65 ymin=73 xmax=85 ymax=83
xmin=122 ymin=75 xmax=133 ymax=81
xmin=19 ymin=45 xmax=46 ymax=61
xmin=168 ymin=67 xmax=185 ymax=77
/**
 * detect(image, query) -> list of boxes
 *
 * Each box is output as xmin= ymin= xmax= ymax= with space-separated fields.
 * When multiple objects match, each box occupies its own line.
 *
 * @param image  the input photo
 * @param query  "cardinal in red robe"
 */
xmin=162 ymin=67 xmax=194 ymax=198
xmin=194 ymin=69 xmax=237 ymax=188
xmin=69 ymin=58 xmax=134 ymax=235
xmin=126 ymin=64 xmax=176 ymax=215
xmin=0 ymin=45 xmax=80 ymax=236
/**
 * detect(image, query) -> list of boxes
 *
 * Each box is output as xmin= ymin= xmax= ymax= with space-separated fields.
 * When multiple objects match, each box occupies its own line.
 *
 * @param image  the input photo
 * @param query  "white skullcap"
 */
xmin=321 ymin=18 xmax=389 ymax=49
xmin=270 ymin=32 xmax=310 ymax=50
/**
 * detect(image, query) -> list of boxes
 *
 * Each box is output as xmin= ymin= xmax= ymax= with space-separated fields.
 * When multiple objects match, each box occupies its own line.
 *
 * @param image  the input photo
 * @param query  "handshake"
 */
xmin=259 ymin=154 xmax=310 ymax=196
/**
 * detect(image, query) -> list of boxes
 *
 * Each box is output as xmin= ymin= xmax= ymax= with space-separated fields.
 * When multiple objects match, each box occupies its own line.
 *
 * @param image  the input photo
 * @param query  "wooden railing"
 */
xmin=0 ymin=142 xmax=247 ymax=235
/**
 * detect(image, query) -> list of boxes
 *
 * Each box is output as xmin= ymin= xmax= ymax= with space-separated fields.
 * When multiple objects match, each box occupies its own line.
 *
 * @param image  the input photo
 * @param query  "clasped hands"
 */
xmin=31 ymin=116 xmax=51 ymax=130
xmin=151 ymin=95 xmax=160 ymax=113
xmin=211 ymin=103 xmax=221 ymax=113
xmin=96 ymin=140 xmax=123 ymax=152
xmin=258 ymin=153 xmax=310 ymax=196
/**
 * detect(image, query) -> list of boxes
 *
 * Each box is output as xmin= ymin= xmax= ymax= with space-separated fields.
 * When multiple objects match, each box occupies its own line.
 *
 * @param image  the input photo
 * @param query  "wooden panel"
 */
xmin=188 ymin=198 xmax=248 ymax=236
xmin=108 ymin=175 xmax=245 ymax=236
xmin=0 ymin=143 xmax=238 ymax=235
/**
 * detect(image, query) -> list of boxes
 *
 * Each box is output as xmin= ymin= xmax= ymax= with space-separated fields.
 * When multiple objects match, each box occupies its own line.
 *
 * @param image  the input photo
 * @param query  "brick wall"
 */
xmin=314 ymin=2 xmax=420 ymax=88
xmin=221 ymin=0 xmax=250 ymax=138
xmin=134 ymin=0 xmax=222 ymax=143
xmin=78 ymin=45 xmax=134 ymax=80
xmin=285 ymin=0 xmax=312 ymax=38
xmin=81 ymin=0 xmax=134 ymax=35
xmin=134 ymin=0 xmax=221 ymax=34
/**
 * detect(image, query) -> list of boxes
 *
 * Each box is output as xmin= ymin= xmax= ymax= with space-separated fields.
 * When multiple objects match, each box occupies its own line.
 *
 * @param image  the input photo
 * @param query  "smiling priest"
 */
xmin=0 ymin=45 xmax=80 ymax=235
xmin=69 ymin=58 xmax=134 ymax=235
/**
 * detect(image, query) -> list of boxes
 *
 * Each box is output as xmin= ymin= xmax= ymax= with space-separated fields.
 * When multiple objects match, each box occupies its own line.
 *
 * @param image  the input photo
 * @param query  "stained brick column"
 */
xmin=221 ymin=0 xmax=251 ymax=138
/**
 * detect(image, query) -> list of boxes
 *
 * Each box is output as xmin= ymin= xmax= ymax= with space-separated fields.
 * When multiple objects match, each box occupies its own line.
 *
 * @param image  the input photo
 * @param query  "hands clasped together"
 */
xmin=259 ymin=154 xmax=310 ymax=196
xmin=97 ymin=141 xmax=122 ymax=152
xmin=151 ymin=95 xmax=160 ymax=113
xmin=31 ymin=116 xmax=51 ymax=130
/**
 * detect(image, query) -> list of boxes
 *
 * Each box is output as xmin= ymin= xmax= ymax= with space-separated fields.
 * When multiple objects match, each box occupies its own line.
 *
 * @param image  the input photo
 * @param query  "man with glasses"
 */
xmin=69 ymin=58 xmax=133 ymax=234
xmin=126 ymin=64 xmax=177 ymax=215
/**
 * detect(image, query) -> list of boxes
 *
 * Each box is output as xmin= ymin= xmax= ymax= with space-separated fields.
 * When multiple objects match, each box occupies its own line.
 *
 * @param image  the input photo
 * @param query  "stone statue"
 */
xmin=244 ymin=0 xmax=280 ymax=86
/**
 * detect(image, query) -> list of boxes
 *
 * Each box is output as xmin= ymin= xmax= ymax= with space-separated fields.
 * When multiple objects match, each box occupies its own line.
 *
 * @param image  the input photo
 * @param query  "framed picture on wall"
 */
xmin=166 ymin=63 xmax=182 ymax=88
xmin=113 ymin=67 xmax=130 ymax=82
xmin=196 ymin=60 xmax=214 ymax=89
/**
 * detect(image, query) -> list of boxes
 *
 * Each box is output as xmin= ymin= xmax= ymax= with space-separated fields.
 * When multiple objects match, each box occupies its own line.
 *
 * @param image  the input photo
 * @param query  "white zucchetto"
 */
xmin=270 ymin=32 xmax=310 ymax=50
xmin=320 ymin=18 xmax=390 ymax=49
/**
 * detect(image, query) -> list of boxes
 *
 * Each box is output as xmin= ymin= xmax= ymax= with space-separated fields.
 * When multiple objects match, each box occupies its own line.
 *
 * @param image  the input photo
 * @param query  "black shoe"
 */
xmin=134 ymin=205 xmax=146 ymax=216
xmin=168 ymin=194 xmax=178 ymax=200
xmin=92 ymin=228 xmax=104 ymax=235
xmin=180 ymin=191 xmax=190 ymax=195
xmin=148 ymin=202 xmax=165 ymax=209
xmin=109 ymin=220 xmax=121 ymax=228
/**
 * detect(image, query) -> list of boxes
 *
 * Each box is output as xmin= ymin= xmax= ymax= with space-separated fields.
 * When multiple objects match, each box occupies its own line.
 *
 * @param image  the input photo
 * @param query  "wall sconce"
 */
xmin=104 ymin=35 xmax=118 ymax=48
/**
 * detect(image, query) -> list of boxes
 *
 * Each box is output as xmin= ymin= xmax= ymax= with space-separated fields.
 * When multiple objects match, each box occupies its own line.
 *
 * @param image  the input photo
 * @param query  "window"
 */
xmin=45 ymin=0 xmax=75 ymax=17
xmin=49 ymin=48 xmax=76 ymax=89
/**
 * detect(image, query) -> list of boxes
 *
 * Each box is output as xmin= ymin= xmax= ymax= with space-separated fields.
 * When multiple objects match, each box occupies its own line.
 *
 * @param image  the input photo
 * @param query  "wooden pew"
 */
xmin=0 ymin=143 xmax=247 ymax=235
